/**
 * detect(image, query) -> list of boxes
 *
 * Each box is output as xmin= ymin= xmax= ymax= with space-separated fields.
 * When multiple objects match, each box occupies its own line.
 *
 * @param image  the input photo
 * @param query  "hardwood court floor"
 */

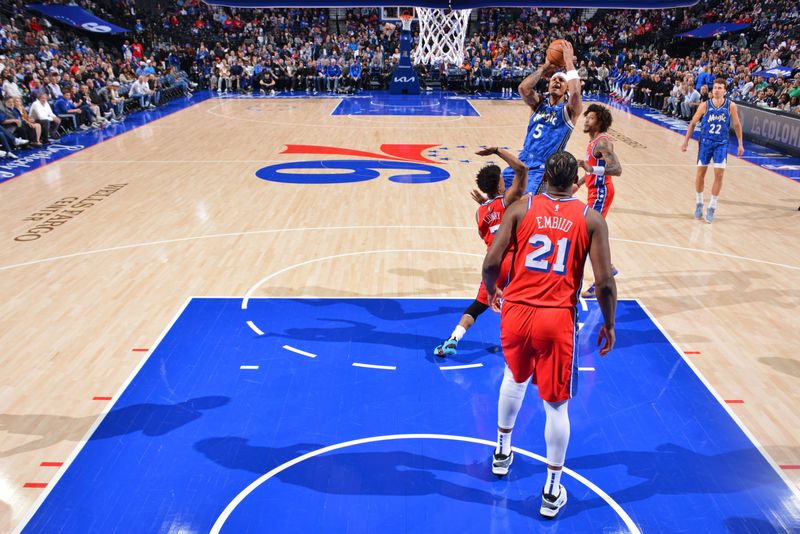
xmin=1 ymin=95 xmax=798 ymax=531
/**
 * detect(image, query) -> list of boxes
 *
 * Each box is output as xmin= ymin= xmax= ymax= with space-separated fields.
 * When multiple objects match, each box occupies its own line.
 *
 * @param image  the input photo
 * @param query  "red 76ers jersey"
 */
xmin=503 ymin=193 xmax=590 ymax=308
xmin=584 ymin=133 xmax=612 ymax=190
xmin=477 ymin=195 xmax=506 ymax=249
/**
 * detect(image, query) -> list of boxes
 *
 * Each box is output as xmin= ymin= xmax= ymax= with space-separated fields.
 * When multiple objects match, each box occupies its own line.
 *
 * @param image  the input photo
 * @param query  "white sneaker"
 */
xmin=491 ymin=449 xmax=514 ymax=477
xmin=5 ymin=151 xmax=19 ymax=159
xmin=540 ymin=485 xmax=567 ymax=519
xmin=14 ymin=137 xmax=29 ymax=146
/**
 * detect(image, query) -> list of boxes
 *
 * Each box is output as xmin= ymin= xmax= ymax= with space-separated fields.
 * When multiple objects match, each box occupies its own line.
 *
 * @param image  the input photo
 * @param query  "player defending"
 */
xmin=434 ymin=147 xmax=528 ymax=357
xmin=680 ymin=78 xmax=744 ymax=223
xmin=576 ymin=103 xmax=621 ymax=296
xmin=503 ymin=41 xmax=583 ymax=195
xmin=482 ymin=151 xmax=617 ymax=519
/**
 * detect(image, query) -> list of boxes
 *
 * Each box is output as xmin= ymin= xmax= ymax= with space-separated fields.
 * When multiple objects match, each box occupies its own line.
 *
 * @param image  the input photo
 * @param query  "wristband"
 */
xmin=565 ymin=69 xmax=579 ymax=82
xmin=592 ymin=165 xmax=605 ymax=176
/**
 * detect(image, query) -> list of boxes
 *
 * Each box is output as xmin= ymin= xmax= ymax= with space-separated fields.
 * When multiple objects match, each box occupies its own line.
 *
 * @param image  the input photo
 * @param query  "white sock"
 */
xmin=696 ymin=192 xmax=704 ymax=204
xmin=497 ymin=429 xmax=512 ymax=455
xmin=709 ymin=195 xmax=718 ymax=209
xmin=543 ymin=400 xmax=570 ymax=494
xmin=545 ymin=467 xmax=563 ymax=497
xmin=497 ymin=366 xmax=527 ymax=454
xmin=450 ymin=325 xmax=466 ymax=342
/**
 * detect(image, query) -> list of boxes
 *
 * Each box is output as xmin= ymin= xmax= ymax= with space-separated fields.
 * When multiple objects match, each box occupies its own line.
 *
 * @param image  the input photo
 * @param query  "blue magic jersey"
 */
xmin=521 ymin=99 xmax=574 ymax=169
xmin=503 ymin=98 xmax=574 ymax=193
xmin=700 ymin=97 xmax=731 ymax=145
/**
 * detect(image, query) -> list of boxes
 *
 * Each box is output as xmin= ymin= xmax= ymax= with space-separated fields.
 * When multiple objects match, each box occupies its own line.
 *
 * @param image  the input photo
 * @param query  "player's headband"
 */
xmin=551 ymin=72 xmax=568 ymax=81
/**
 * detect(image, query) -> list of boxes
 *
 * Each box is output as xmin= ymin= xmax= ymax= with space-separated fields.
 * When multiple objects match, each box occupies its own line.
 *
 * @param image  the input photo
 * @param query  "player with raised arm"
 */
xmin=681 ymin=78 xmax=744 ymax=223
xmin=482 ymin=151 xmax=617 ymax=519
xmin=575 ymin=103 xmax=621 ymax=296
xmin=503 ymin=41 xmax=583 ymax=195
xmin=434 ymin=147 xmax=528 ymax=357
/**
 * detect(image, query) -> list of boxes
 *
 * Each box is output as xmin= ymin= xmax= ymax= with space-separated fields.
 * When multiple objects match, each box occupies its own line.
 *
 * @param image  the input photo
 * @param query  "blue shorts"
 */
xmin=697 ymin=140 xmax=728 ymax=168
xmin=503 ymin=164 xmax=545 ymax=194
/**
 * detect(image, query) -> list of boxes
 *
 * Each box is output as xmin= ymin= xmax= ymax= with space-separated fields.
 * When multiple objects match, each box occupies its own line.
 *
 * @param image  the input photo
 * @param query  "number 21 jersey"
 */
xmin=504 ymin=193 xmax=590 ymax=308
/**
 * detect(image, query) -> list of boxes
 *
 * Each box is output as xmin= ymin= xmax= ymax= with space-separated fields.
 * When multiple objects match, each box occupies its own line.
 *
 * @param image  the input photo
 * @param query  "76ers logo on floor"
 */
xmin=255 ymin=144 xmax=449 ymax=184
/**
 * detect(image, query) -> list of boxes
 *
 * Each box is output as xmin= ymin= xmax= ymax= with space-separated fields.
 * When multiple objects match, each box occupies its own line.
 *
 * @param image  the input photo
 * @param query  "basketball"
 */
xmin=546 ymin=39 xmax=568 ymax=67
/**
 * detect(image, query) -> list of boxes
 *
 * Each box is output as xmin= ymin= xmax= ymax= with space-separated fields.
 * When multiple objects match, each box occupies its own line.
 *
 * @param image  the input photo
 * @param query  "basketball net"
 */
xmin=400 ymin=13 xmax=413 ymax=32
xmin=412 ymin=8 xmax=471 ymax=66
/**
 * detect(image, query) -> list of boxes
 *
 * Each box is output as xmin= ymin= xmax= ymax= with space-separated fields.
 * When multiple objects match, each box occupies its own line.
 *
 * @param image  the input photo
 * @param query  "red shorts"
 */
xmin=476 ymin=254 xmax=513 ymax=306
xmin=500 ymin=302 xmax=578 ymax=402
xmin=587 ymin=180 xmax=615 ymax=218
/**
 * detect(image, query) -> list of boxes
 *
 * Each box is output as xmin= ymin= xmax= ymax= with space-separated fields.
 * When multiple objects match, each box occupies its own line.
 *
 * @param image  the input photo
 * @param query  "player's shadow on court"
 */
xmin=268 ymin=318 xmax=493 ymax=363
xmin=620 ymin=270 xmax=799 ymax=315
xmin=195 ymin=437 xmax=556 ymax=519
xmin=274 ymin=298 xmax=469 ymax=322
xmin=0 ymin=396 xmax=229 ymax=457
xmin=568 ymin=443 xmax=779 ymax=506
xmin=759 ymin=356 xmax=800 ymax=379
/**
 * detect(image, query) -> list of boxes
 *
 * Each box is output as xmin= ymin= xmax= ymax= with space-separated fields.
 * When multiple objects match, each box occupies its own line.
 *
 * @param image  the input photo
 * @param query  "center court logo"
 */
xmin=255 ymin=144 xmax=450 ymax=184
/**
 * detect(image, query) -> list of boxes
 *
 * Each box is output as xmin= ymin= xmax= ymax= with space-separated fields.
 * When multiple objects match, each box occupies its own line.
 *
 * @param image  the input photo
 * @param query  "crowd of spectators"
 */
xmin=0 ymin=0 xmax=797 ymax=159
xmin=0 ymin=0 xmax=195 ymax=159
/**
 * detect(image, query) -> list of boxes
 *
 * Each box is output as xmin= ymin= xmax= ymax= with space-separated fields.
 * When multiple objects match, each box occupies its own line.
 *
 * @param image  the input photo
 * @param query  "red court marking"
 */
xmin=780 ymin=465 xmax=800 ymax=470
xmin=725 ymin=399 xmax=745 ymax=404
xmin=684 ymin=351 xmax=701 ymax=355
xmin=40 ymin=462 xmax=63 ymax=467
xmin=24 ymin=483 xmax=47 ymax=489
xmin=131 ymin=348 xmax=149 ymax=352
xmin=92 ymin=396 xmax=113 ymax=401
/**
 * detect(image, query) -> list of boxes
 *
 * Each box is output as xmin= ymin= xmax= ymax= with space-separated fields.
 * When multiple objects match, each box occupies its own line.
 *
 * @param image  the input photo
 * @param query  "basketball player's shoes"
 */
xmin=540 ymin=485 xmax=567 ymax=518
xmin=694 ymin=202 xmax=704 ymax=220
xmin=434 ymin=338 xmax=457 ymax=357
xmin=705 ymin=206 xmax=715 ymax=224
xmin=581 ymin=267 xmax=619 ymax=297
xmin=492 ymin=449 xmax=514 ymax=477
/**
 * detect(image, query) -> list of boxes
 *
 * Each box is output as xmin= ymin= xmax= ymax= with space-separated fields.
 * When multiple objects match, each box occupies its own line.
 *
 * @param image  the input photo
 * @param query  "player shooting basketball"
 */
xmin=503 ymin=40 xmax=584 ymax=195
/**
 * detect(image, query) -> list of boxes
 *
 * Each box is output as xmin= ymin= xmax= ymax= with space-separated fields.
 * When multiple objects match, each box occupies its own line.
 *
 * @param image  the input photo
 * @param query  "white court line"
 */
xmin=0 ymin=225 xmax=476 ymax=272
xmin=579 ymin=367 xmax=596 ymax=372
xmin=611 ymin=237 xmax=800 ymax=272
xmin=352 ymin=362 xmax=397 ymax=370
xmin=439 ymin=363 xmax=484 ymax=371
xmin=636 ymin=299 xmax=800 ymax=503
xmin=12 ymin=297 xmax=193 ymax=534
xmin=240 ymin=365 xmax=259 ymax=370
xmin=209 ymin=434 xmax=641 ymax=534
xmin=241 ymin=248 xmax=484 ymax=310
xmin=4 ymin=225 xmax=799 ymax=274
xmin=282 ymin=345 xmax=317 ymax=358
xmin=246 ymin=321 xmax=264 ymax=336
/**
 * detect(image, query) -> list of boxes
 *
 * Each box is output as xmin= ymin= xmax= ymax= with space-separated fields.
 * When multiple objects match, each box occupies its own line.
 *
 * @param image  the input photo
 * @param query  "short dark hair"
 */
xmin=584 ymin=103 xmax=613 ymax=133
xmin=713 ymin=78 xmax=727 ymax=88
xmin=476 ymin=164 xmax=502 ymax=197
xmin=544 ymin=151 xmax=578 ymax=190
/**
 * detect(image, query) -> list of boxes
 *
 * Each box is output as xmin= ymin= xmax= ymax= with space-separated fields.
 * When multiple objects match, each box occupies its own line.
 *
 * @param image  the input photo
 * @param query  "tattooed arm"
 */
xmin=593 ymin=137 xmax=622 ymax=176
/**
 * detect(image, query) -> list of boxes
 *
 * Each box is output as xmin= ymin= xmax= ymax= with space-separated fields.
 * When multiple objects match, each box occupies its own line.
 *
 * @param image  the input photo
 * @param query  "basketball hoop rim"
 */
xmin=400 ymin=13 xmax=413 ymax=31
